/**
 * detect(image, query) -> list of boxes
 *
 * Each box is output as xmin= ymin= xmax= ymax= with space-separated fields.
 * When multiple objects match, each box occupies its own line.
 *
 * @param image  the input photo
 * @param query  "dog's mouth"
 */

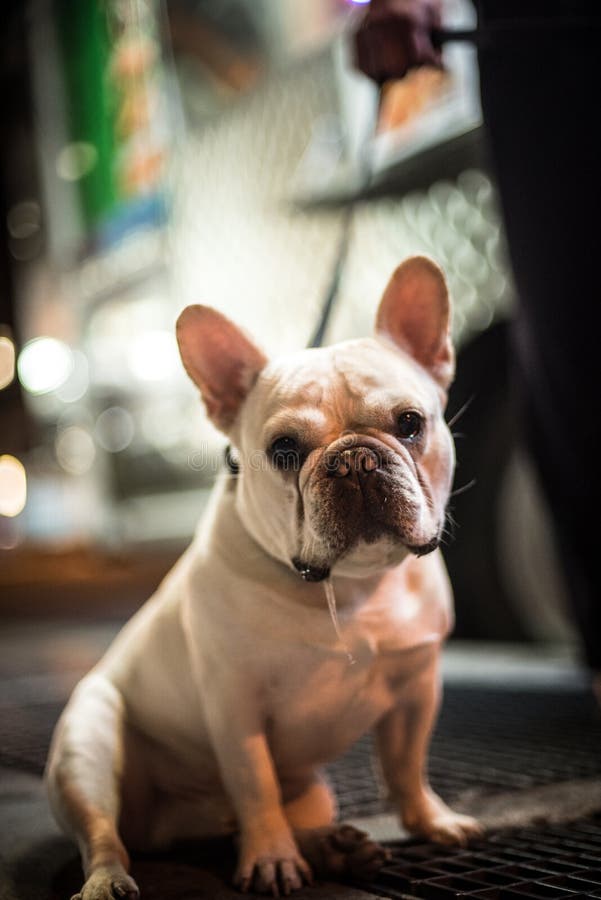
xmin=291 ymin=534 xmax=440 ymax=583
xmin=291 ymin=557 xmax=331 ymax=582
xmin=404 ymin=535 xmax=441 ymax=557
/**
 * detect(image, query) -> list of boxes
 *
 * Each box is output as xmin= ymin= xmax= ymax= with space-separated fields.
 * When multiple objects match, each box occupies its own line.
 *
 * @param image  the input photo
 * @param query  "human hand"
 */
xmin=354 ymin=0 xmax=444 ymax=84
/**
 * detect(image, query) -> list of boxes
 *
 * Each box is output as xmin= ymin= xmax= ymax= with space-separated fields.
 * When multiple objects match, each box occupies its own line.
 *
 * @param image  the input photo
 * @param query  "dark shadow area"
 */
xmin=444 ymin=320 xmax=526 ymax=641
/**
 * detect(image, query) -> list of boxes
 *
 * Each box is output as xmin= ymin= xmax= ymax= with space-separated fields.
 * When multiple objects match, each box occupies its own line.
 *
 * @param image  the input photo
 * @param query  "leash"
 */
xmin=306 ymin=79 xmax=381 ymax=349
xmin=224 ymin=443 xmax=240 ymax=474
xmin=432 ymin=17 xmax=601 ymax=49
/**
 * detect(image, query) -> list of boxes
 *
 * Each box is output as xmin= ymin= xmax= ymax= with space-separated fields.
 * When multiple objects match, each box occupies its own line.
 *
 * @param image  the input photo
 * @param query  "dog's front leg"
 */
xmin=376 ymin=645 xmax=481 ymax=845
xmin=198 ymin=675 xmax=312 ymax=895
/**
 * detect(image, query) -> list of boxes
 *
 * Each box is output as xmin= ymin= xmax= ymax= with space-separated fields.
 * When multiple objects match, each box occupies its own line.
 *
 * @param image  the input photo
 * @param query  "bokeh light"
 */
xmin=55 ymin=350 xmax=90 ymax=403
xmin=95 ymin=406 xmax=135 ymax=453
xmin=0 ymin=455 xmax=27 ymax=517
xmin=17 ymin=337 xmax=74 ymax=395
xmin=127 ymin=330 xmax=180 ymax=382
xmin=55 ymin=426 xmax=96 ymax=475
xmin=6 ymin=200 xmax=41 ymax=239
xmin=0 ymin=334 xmax=16 ymax=389
xmin=56 ymin=142 xmax=98 ymax=181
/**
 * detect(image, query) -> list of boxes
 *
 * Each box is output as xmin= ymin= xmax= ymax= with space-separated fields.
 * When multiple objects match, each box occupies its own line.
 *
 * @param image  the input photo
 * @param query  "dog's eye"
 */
xmin=270 ymin=436 xmax=301 ymax=471
xmin=397 ymin=411 xmax=423 ymax=441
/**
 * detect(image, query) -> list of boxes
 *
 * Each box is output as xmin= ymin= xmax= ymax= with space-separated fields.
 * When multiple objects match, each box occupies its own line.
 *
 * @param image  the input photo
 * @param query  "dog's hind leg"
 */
xmin=45 ymin=673 xmax=140 ymax=900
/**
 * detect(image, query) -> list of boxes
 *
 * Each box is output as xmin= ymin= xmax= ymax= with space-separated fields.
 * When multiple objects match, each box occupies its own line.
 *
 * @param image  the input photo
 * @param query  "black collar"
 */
xmin=224 ymin=444 xmax=240 ymax=475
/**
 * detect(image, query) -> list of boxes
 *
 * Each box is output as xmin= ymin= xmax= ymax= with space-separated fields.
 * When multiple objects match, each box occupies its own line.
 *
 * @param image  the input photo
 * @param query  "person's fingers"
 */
xmin=355 ymin=20 xmax=416 ymax=82
xmin=354 ymin=2 xmax=444 ymax=83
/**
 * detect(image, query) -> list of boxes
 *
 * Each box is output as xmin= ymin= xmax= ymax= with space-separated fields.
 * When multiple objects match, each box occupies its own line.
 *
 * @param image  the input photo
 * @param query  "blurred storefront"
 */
xmin=0 ymin=0 xmax=575 ymax=648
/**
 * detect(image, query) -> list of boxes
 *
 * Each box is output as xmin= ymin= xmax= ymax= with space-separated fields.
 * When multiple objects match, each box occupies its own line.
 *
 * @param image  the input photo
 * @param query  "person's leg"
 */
xmin=476 ymin=1 xmax=601 ymax=669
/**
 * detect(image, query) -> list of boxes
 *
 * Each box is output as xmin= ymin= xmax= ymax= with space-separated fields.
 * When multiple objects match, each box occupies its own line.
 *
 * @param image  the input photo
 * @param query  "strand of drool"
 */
xmin=324 ymin=578 xmax=356 ymax=666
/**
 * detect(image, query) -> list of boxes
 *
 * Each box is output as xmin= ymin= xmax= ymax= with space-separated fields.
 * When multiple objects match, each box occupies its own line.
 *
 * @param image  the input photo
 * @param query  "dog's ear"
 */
xmin=375 ymin=256 xmax=455 ymax=390
xmin=176 ymin=305 xmax=267 ymax=432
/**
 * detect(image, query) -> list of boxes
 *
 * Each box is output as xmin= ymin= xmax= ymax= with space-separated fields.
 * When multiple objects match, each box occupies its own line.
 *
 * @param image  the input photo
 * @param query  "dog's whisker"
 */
xmin=441 ymin=506 xmax=459 ymax=545
xmin=445 ymin=508 xmax=459 ymax=527
xmin=449 ymin=478 xmax=477 ymax=498
xmin=447 ymin=396 xmax=474 ymax=429
xmin=442 ymin=529 xmax=455 ymax=544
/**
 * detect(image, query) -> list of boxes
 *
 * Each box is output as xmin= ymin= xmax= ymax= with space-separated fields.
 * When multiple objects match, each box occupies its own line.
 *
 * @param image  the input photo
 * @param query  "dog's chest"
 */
xmin=235 ymin=577 xmax=445 ymax=769
xmin=262 ymin=629 xmax=416 ymax=768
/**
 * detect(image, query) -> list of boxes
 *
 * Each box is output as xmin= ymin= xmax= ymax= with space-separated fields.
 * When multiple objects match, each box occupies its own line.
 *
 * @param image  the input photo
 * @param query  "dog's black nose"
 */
xmin=292 ymin=558 xmax=330 ymax=582
xmin=326 ymin=446 xmax=378 ymax=478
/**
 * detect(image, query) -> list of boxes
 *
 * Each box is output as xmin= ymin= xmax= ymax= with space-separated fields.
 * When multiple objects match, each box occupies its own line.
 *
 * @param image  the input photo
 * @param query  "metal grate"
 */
xmin=369 ymin=817 xmax=601 ymax=899
xmin=326 ymin=686 xmax=601 ymax=819
xmin=324 ymin=685 xmax=601 ymax=899
xmin=3 ymin=658 xmax=601 ymax=899
xmin=3 ymin=684 xmax=599 ymax=804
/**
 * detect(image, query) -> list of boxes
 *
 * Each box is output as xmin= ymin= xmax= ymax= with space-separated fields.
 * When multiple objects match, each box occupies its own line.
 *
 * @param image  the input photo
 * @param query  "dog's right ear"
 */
xmin=176 ymin=305 xmax=267 ymax=433
xmin=375 ymin=256 xmax=454 ymax=390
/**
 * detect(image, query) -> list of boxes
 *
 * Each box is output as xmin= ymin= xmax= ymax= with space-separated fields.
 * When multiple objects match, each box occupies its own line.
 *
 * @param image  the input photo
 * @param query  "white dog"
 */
xmin=46 ymin=256 xmax=480 ymax=899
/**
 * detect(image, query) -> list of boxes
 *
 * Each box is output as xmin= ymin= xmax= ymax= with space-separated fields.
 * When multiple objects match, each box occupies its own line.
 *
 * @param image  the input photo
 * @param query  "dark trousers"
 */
xmin=475 ymin=2 xmax=601 ymax=665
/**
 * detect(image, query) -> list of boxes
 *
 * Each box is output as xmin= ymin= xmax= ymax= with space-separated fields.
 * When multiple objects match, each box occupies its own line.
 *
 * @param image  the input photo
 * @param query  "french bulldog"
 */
xmin=46 ymin=256 xmax=480 ymax=900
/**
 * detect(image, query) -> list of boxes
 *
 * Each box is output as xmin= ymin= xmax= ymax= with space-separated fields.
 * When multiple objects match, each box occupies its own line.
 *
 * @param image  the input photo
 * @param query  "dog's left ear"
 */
xmin=376 ymin=256 xmax=455 ymax=390
xmin=176 ymin=305 xmax=267 ymax=432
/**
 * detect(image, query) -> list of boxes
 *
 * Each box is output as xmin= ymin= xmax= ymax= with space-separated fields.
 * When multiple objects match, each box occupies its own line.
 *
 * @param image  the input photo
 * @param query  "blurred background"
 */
xmin=0 ymin=0 xmax=578 ymax=652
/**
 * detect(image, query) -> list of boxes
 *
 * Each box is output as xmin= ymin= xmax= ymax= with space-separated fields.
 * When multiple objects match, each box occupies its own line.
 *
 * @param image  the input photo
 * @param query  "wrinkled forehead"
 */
xmin=243 ymin=338 xmax=439 ymax=438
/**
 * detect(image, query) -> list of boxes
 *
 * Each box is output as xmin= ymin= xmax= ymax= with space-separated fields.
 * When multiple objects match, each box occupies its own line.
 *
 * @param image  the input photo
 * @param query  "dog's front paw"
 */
xmin=70 ymin=865 xmax=139 ymax=900
xmin=296 ymin=823 xmax=391 ymax=880
xmin=234 ymin=832 xmax=312 ymax=896
xmin=401 ymin=790 xmax=483 ymax=846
